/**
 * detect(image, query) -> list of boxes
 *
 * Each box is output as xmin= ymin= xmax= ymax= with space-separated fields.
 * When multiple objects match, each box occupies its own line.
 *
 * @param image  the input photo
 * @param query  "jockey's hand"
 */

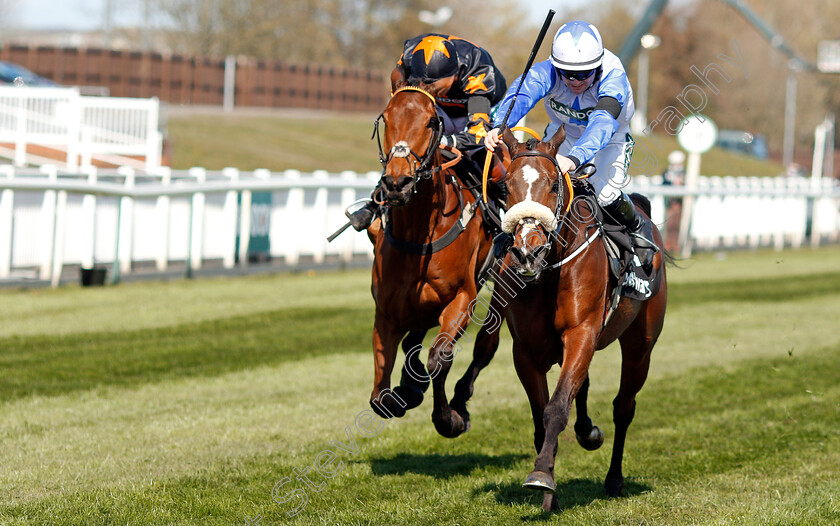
xmin=556 ymin=155 xmax=577 ymax=175
xmin=484 ymin=128 xmax=501 ymax=152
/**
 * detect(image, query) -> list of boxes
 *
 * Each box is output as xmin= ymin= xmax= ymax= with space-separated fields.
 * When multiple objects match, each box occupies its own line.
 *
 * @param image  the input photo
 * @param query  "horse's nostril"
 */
xmin=395 ymin=175 xmax=413 ymax=191
xmin=510 ymin=247 xmax=526 ymax=265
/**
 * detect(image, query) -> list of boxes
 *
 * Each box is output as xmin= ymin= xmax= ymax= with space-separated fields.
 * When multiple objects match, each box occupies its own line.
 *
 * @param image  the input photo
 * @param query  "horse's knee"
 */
xmin=426 ymin=349 xmax=455 ymax=379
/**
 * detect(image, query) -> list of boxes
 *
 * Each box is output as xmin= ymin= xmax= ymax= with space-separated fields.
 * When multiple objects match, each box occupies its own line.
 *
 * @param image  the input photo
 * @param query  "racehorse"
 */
xmin=366 ymin=84 xmax=505 ymax=438
xmin=495 ymin=125 xmax=667 ymax=511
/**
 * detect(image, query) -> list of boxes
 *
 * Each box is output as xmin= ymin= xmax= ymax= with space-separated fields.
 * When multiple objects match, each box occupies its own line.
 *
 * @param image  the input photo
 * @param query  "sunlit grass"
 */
xmin=0 ymin=246 xmax=838 ymax=524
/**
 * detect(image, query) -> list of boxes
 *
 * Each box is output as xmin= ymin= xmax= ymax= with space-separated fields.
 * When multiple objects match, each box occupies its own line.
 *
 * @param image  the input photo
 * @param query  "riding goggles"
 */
xmin=557 ymin=68 xmax=596 ymax=81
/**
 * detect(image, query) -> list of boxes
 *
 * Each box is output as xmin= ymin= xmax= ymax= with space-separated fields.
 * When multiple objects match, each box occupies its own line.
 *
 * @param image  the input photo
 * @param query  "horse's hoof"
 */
xmin=575 ymin=425 xmax=605 ymax=451
xmin=449 ymin=398 xmax=471 ymax=428
xmin=369 ymin=396 xmax=406 ymax=419
xmin=523 ymin=470 xmax=556 ymax=493
xmin=605 ymin=474 xmax=624 ymax=497
xmin=393 ymin=385 xmax=424 ymax=411
xmin=432 ymin=408 xmax=469 ymax=438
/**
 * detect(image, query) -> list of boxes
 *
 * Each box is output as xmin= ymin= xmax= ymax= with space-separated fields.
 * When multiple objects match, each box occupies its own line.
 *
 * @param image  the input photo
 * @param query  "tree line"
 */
xmin=110 ymin=0 xmax=838 ymax=160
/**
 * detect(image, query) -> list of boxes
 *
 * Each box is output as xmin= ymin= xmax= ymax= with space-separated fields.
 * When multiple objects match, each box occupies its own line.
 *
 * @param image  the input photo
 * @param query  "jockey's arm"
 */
xmin=441 ymin=96 xmax=492 ymax=151
xmin=566 ymin=102 xmax=621 ymax=168
xmin=566 ymin=67 xmax=630 ymax=168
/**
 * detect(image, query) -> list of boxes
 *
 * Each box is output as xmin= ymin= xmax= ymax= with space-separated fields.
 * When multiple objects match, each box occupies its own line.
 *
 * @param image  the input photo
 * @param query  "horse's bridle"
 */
xmin=507 ymin=146 xmax=595 ymax=269
xmin=372 ymin=86 xmax=444 ymax=191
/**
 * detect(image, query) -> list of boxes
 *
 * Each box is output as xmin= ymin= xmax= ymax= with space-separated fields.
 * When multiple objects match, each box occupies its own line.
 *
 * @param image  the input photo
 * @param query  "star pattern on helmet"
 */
xmin=565 ymin=22 xmax=596 ymax=46
xmin=465 ymin=74 xmax=487 ymax=93
xmin=413 ymin=36 xmax=451 ymax=65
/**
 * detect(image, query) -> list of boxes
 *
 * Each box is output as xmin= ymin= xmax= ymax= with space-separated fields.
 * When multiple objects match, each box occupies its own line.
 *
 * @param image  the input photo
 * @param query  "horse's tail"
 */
xmin=630 ymin=193 xmax=681 ymax=268
xmin=629 ymin=193 xmax=652 ymax=217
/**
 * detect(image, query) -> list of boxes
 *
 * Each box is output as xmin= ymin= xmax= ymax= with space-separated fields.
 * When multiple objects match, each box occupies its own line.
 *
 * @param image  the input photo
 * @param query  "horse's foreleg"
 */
xmin=370 ymin=316 xmax=409 ymax=419
xmin=394 ymin=329 xmax=430 ymax=411
xmin=605 ymin=302 xmax=661 ymax=496
xmin=427 ymin=292 xmax=473 ymax=438
xmin=573 ymin=375 xmax=605 ymax=451
xmin=450 ymin=287 xmax=505 ymax=426
xmin=513 ymin=343 xmax=557 ymax=511
xmin=525 ymin=325 xmax=597 ymax=503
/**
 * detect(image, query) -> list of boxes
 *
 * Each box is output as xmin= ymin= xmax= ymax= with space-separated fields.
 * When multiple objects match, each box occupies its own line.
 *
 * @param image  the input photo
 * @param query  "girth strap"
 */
xmin=385 ymin=201 xmax=477 ymax=255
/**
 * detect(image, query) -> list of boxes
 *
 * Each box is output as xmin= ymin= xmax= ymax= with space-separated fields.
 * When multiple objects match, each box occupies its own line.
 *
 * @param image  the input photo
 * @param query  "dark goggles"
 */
xmin=557 ymin=68 xmax=596 ymax=81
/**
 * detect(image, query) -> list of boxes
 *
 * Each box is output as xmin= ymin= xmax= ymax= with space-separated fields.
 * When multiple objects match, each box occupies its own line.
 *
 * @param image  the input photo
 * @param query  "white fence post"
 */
xmin=188 ymin=167 xmax=206 ymax=271
xmin=155 ymin=167 xmax=172 ymax=271
xmin=38 ymin=165 xmax=59 ymax=280
xmin=80 ymin=166 xmax=98 ymax=269
xmin=117 ymin=167 xmax=135 ymax=274
xmin=50 ymin=189 xmax=68 ymax=288
xmin=14 ymin=92 xmax=27 ymax=167
xmin=222 ymin=167 xmax=239 ymax=269
xmin=312 ymin=170 xmax=329 ymax=264
xmin=0 ymin=165 xmax=14 ymax=278
xmin=281 ymin=170 xmax=303 ymax=267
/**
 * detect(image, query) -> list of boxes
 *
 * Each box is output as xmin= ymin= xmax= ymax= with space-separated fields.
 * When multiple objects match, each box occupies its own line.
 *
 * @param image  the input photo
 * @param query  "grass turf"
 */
xmin=166 ymin=109 xmax=785 ymax=177
xmin=1 ymin=246 xmax=839 ymax=524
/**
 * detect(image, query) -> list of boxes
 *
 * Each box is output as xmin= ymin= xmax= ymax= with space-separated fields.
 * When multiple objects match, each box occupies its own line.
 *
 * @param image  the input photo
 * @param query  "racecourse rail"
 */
xmin=0 ymin=165 xmax=838 ymax=287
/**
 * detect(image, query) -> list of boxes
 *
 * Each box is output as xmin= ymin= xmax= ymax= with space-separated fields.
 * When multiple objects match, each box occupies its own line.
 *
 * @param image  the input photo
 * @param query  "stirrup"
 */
xmin=345 ymin=199 xmax=377 ymax=231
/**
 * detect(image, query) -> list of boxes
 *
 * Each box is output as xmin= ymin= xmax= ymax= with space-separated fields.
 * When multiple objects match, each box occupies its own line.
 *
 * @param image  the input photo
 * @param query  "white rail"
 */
xmin=0 ymin=86 xmax=161 ymax=172
xmin=0 ymin=166 xmax=837 ymax=287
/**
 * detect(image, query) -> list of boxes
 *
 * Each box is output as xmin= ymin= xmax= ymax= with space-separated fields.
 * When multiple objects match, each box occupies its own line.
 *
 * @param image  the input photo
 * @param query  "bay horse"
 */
xmin=495 ymin=126 xmax=667 ymax=511
xmin=366 ymin=85 xmax=505 ymax=438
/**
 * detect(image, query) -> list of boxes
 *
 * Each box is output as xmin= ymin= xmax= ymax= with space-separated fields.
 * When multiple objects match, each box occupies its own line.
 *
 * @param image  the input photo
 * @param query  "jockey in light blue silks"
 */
xmin=485 ymin=20 xmax=658 ymax=267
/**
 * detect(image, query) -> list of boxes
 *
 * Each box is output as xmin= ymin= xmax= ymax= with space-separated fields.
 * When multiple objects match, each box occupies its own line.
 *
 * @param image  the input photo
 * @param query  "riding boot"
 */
xmin=346 ymin=199 xmax=380 ymax=231
xmin=603 ymin=192 xmax=658 ymax=268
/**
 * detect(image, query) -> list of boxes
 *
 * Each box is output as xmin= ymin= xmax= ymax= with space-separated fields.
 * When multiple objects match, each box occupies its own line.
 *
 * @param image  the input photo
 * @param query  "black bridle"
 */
xmin=371 ymin=87 xmax=445 ymax=191
xmin=507 ymin=144 xmax=598 ymax=270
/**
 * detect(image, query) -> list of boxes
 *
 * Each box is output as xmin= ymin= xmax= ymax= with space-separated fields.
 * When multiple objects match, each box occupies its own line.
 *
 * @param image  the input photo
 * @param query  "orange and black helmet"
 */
xmin=407 ymin=35 xmax=458 ymax=84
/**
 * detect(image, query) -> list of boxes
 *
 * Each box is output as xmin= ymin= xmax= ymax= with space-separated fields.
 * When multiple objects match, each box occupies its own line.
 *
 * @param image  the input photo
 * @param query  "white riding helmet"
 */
xmin=550 ymin=21 xmax=604 ymax=71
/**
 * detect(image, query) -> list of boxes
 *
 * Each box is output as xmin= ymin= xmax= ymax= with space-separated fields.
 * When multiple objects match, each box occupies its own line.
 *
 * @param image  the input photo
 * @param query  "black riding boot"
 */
xmin=603 ymin=192 xmax=658 ymax=268
xmin=346 ymin=200 xmax=379 ymax=231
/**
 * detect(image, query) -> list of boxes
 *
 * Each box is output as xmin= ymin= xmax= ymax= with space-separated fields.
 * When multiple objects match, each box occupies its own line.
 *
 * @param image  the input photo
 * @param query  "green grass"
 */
xmin=167 ymin=112 xmax=382 ymax=173
xmin=1 ymin=246 xmax=840 ymax=524
xmin=166 ymin=108 xmax=785 ymax=177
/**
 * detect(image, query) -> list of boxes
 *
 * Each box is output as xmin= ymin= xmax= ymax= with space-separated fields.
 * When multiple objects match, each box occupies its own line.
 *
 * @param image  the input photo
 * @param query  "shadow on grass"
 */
xmin=474 ymin=477 xmax=651 ymax=520
xmin=369 ymin=452 xmax=529 ymax=479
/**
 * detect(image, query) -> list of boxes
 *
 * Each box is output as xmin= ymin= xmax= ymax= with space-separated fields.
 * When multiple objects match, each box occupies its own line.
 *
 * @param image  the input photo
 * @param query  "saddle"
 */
xmin=574 ymin=180 xmax=661 ymax=303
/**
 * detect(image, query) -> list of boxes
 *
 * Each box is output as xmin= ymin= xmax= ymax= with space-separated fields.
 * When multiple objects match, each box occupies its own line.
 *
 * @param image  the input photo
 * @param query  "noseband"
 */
xmin=505 ymin=145 xmax=595 ymax=273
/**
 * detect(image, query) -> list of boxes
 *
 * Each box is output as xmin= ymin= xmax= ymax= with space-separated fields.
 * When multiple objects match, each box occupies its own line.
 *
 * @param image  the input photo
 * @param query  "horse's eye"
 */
xmin=550 ymin=180 xmax=560 ymax=194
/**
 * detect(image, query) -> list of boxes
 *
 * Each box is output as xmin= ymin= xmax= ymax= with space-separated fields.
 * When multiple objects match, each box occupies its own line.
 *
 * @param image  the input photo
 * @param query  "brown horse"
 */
xmin=367 ymin=85 xmax=504 ymax=438
xmin=494 ymin=126 xmax=667 ymax=511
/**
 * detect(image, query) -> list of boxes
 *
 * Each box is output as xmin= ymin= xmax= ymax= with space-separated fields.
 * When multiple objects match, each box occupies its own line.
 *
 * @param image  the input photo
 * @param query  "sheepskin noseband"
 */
xmin=502 ymin=201 xmax=559 ymax=233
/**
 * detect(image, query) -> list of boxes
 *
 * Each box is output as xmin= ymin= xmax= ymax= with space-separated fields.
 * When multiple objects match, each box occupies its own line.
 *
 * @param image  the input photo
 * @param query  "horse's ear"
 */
xmin=390 ymin=67 xmax=407 ymax=91
xmin=501 ymin=126 xmax=519 ymax=152
xmin=547 ymin=124 xmax=566 ymax=152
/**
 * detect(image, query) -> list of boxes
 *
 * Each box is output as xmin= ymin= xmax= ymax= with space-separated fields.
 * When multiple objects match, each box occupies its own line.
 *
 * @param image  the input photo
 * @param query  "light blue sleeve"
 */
xmin=568 ymin=110 xmax=621 ymax=164
xmin=567 ymin=68 xmax=629 ymax=164
xmin=492 ymin=60 xmax=554 ymax=128
xmin=596 ymin=68 xmax=630 ymax=108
